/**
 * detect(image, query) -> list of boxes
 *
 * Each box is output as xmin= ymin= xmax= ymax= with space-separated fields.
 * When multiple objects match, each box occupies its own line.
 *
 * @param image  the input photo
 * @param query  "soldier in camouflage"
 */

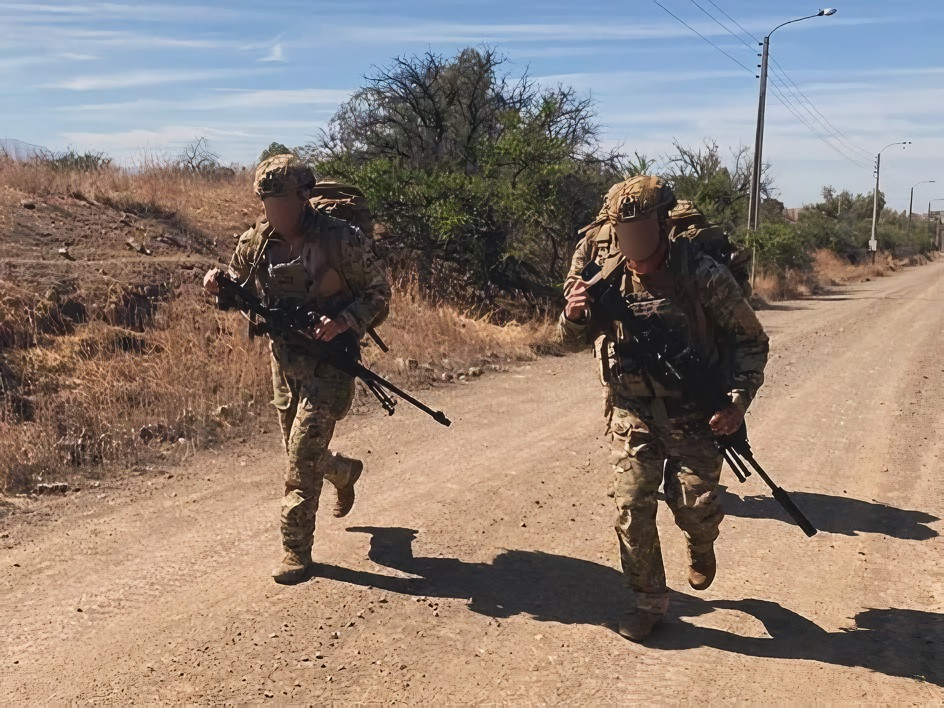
xmin=559 ymin=175 xmax=768 ymax=641
xmin=203 ymin=154 xmax=390 ymax=585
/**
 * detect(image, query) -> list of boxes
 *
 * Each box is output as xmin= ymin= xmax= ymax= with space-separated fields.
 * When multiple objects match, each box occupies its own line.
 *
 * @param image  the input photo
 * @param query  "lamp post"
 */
xmin=747 ymin=8 xmax=837 ymax=232
xmin=870 ymin=141 xmax=910 ymax=260
xmin=909 ymin=180 xmax=935 ymax=231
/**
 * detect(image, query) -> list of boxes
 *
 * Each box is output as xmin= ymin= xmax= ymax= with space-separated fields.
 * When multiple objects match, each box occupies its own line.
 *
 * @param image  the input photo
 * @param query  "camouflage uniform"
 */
xmin=559 ymin=178 xmax=768 ymax=620
xmin=228 ymin=156 xmax=390 ymax=557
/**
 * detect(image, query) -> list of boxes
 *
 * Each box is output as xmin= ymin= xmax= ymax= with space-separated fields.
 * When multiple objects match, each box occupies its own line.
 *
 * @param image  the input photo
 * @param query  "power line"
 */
xmin=652 ymin=0 xmax=756 ymax=74
xmin=766 ymin=81 xmax=872 ymax=169
xmin=767 ymin=57 xmax=874 ymax=159
xmin=687 ymin=0 xmax=755 ymax=51
xmin=765 ymin=65 xmax=872 ymax=163
xmin=656 ymin=0 xmax=875 ymax=170
xmin=690 ymin=0 xmax=875 ymax=164
xmin=705 ymin=0 xmax=760 ymax=42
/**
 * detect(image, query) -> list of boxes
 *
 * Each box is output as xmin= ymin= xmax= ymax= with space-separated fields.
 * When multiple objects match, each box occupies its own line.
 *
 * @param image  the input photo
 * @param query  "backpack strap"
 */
xmin=314 ymin=215 xmax=352 ymax=297
xmin=670 ymin=238 xmax=710 ymax=350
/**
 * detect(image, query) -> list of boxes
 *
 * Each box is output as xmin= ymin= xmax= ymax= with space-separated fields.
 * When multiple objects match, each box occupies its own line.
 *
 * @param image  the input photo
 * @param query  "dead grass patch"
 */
xmin=0 ymin=156 xmax=252 ymax=251
xmin=753 ymin=249 xmax=933 ymax=302
xmin=0 ymin=277 xmax=554 ymax=493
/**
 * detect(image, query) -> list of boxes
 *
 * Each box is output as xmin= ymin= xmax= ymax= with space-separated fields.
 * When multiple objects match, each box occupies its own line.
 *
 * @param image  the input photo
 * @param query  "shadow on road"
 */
xmin=718 ymin=487 xmax=940 ymax=540
xmin=316 ymin=526 xmax=941 ymax=686
xmin=656 ymin=594 xmax=942 ymax=688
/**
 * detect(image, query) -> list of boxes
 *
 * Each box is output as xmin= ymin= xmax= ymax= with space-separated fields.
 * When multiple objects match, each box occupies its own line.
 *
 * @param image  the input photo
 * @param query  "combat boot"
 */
xmin=329 ymin=456 xmax=363 ymax=518
xmin=688 ymin=544 xmax=716 ymax=590
xmin=272 ymin=548 xmax=313 ymax=585
xmin=618 ymin=610 xmax=663 ymax=642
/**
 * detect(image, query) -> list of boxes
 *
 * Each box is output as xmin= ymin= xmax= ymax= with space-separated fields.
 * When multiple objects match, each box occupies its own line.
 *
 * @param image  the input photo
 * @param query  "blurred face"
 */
xmin=615 ymin=214 xmax=667 ymax=274
xmin=262 ymin=190 xmax=308 ymax=235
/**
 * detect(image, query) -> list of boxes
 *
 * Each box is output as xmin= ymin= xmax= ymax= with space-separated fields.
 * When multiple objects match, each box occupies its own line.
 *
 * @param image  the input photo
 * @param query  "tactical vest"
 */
xmin=600 ymin=239 xmax=728 ymax=401
xmin=243 ymin=211 xmax=361 ymax=357
xmin=253 ymin=222 xmax=352 ymax=318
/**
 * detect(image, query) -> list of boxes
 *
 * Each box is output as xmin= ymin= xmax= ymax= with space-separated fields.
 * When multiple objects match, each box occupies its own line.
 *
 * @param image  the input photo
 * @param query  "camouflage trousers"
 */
xmin=608 ymin=396 xmax=724 ymax=616
xmin=271 ymin=353 xmax=358 ymax=554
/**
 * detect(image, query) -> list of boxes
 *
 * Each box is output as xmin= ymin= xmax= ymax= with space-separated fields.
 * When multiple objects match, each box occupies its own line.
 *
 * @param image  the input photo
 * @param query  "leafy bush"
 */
xmin=746 ymin=222 xmax=814 ymax=278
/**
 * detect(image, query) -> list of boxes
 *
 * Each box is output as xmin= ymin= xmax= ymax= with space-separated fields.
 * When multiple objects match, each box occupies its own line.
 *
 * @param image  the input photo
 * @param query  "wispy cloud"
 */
xmin=0 ymin=2 xmax=252 ymax=23
xmin=310 ymin=20 xmax=731 ymax=45
xmin=59 ymin=125 xmax=254 ymax=152
xmin=260 ymin=42 xmax=287 ymax=63
xmin=45 ymin=68 xmax=272 ymax=91
xmin=69 ymin=88 xmax=352 ymax=111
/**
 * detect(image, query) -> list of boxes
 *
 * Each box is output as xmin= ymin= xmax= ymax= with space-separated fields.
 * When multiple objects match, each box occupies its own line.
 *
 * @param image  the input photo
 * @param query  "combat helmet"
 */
xmin=605 ymin=175 xmax=677 ymax=225
xmin=253 ymin=153 xmax=317 ymax=199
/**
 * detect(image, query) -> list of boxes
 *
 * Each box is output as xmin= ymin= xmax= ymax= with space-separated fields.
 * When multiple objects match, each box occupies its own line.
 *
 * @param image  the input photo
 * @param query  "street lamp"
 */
xmin=748 ymin=8 xmax=837 ymax=231
xmin=909 ymin=180 xmax=935 ymax=230
xmin=869 ymin=141 xmax=911 ymax=257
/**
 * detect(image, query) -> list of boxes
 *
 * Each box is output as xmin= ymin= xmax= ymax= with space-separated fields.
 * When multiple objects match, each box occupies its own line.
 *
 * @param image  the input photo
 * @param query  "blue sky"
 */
xmin=2 ymin=0 xmax=942 ymax=207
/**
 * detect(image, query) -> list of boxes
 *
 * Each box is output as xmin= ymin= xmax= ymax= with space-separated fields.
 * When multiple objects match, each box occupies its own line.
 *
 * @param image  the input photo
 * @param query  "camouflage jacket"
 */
xmin=558 ymin=238 xmax=768 ymax=414
xmin=228 ymin=205 xmax=390 ymax=337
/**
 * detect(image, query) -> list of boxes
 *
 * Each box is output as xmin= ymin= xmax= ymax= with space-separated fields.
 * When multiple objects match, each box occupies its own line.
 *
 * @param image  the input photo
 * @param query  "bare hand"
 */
xmin=564 ymin=280 xmax=592 ymax=322
xmin=203 ymin=267 xmax=222 ymax=295
xmin=709 ymin=403 xmax=744 ymax=437
xmin=312 ymin=315 xmax=350 ymax=342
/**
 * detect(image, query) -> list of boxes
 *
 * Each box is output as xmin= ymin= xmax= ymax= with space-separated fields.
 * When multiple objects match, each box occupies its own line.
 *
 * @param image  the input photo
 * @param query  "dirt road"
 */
xmin=2 ymin=261 xmax=942 ymax=703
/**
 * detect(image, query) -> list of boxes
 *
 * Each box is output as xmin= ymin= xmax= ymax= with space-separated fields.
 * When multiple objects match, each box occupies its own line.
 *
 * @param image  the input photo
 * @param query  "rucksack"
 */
xmin=308 ymin=181 xmax=372 ymax=235
xmin=666 ymin=200 xmax=753 ymax=299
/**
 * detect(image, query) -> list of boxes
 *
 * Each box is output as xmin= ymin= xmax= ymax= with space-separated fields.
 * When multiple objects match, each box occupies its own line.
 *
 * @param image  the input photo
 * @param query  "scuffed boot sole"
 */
xmin=688 ymin=546 xmax=716 ymax=590
xmin=333 ymin=460 xmax=364 ymax=518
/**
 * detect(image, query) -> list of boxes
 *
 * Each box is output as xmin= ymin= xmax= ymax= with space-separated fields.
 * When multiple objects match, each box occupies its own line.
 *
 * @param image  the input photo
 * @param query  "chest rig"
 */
xmin=245 ymin=211 xmax=358 ymax=354
xmin=598 ymin=240 xmax=720 ymax=402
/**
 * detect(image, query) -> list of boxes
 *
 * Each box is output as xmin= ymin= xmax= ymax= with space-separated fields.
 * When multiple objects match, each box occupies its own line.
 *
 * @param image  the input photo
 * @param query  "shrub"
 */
xmin=746 ymin=222 xmax=814 ymax=279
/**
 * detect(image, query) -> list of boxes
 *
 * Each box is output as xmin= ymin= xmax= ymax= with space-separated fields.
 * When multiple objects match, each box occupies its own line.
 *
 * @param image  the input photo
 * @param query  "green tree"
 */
xmin=258 ymin=142 xmax=293 ymax=162
xmin=307 ymin=47 xmax=621 ymax=293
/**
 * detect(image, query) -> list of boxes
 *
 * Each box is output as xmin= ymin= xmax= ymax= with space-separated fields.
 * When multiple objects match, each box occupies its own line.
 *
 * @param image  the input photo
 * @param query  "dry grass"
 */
xmin=753 ymin=249 xmax=928 ymax=301
xmin=812 ymin=249 xmax=896 ymax=284
xmin=1 ymin=286 xmax=270 ymax=491
xmin=369 ymin=274 xmax=555 ymax=380
xmin=0 ymin=277 xmax=553 ymax=493
xmin=0 ymin=156 xmax=252 ymax=243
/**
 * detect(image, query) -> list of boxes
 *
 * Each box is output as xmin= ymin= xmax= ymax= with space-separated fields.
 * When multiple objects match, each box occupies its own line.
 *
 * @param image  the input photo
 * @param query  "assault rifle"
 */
xmin=214 ymin=273 xmax=451 ymax=427
xmin=580 ymin=261 xmax=816 ymax=537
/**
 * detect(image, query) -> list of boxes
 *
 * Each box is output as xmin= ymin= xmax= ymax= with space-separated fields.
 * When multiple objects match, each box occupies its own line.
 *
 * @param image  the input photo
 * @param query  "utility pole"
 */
xmin=747 ymin=9 xmax=837 ymax=289
xmin=869 ymin=141 xmax=910 ymax=263
xmin=748 ymin=35 xmax=769 ymax=232
xmin=930 ymin=199 xmax=944 ymax=250
xmin=909 ymin=179 xmax=935 ymax=231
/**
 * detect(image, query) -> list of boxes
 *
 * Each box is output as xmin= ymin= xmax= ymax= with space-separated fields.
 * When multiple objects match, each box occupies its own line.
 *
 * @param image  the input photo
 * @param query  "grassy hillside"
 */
xmin=0 ymin=160 xmax=552 ymax=495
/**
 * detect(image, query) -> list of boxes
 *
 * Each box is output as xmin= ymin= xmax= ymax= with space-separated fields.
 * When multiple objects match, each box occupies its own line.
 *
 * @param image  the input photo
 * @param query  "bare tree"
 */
xmin=177 ymin=137 xmax=220 ymax=173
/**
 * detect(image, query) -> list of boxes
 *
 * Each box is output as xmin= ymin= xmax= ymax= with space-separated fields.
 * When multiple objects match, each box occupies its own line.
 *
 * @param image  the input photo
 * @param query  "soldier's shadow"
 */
xmin=315 ymin=526 xmax=941 ymax=686
xmin=717 ymin=487 xmax=940 ymax=540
